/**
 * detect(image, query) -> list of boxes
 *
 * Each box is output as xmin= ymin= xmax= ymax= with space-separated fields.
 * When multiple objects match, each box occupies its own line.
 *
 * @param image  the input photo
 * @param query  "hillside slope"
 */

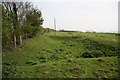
xmin=2 ymin=32 xmax=119 ymax=78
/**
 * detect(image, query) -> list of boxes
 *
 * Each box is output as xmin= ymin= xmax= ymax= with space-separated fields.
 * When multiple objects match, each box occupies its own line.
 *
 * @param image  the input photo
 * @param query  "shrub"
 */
xmin=81 ymin=50 xmax=104 ymax=58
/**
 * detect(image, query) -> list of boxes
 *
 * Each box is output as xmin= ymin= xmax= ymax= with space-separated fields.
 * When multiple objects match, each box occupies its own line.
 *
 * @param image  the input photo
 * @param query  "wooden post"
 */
xmin=14 ymin=35 xmax=16 ymax=48
xmin=20 ymin=35 xmax=22 ymax=46
xmin=118 ymin=2 xmax=120 ymax=59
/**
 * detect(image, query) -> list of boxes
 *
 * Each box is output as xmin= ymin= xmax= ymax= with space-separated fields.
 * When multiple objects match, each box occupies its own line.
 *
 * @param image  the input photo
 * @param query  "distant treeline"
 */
xmin=59 ymin=29 xmax=120 ymax=35
xmin=2 ymin=2 xmax=54 ymax=51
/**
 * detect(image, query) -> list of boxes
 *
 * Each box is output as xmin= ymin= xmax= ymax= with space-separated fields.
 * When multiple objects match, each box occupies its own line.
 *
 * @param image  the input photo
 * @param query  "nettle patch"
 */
xmin=78 ymin=37 xmax=119 ymax=57
xmin=81 ymin=50 xmax=104 ymax=58
xmin=36 ymin=48 xmax=72 ymax=61
xmin=60 ymin=36 xmax=80 ymax=47
xmin=61 ymin=40 xmax=76 ymax=47
xmin=36 ymin=52 xmax=47 ymax=63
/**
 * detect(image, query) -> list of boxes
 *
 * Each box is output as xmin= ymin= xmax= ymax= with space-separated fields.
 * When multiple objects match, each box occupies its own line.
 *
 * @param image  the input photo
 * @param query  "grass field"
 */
xmin=2 ymin=32 xmax=120 ymax=78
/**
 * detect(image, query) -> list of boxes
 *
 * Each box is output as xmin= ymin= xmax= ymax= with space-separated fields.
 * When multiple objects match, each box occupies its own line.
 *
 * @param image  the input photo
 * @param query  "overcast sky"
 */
xmin=32 ymin=0 xmax=119 ymax=33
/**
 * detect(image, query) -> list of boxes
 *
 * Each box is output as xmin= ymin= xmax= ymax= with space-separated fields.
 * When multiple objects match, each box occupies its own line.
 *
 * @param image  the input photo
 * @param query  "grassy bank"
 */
xmin=2 ymin=32 xmax=119 ymax=78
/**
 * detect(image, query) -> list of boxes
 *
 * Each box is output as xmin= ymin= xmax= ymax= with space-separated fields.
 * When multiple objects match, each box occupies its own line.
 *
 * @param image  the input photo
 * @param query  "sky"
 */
xmin=31 ymin=0 xmax=119 ymax=33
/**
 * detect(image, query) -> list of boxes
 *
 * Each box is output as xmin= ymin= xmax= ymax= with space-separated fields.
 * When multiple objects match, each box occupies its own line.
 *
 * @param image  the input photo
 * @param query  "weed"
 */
xmin=70 ymin=67 xmax=80 ymax=73
xmin=26 ymin=61 xmax=37 ymax=65
xmin=98 ymin=58 xmax=105 ymax=62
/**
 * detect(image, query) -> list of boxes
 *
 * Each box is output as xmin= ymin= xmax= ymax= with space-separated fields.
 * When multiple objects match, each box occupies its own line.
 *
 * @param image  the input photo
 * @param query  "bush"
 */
xmin=81 ymin=50 xmax=104 ymax=58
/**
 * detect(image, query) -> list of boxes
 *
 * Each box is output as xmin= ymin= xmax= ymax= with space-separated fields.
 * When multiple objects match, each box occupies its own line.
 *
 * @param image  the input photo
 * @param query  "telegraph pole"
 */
xmin=54 ymin=18 xmax=56 ymax=35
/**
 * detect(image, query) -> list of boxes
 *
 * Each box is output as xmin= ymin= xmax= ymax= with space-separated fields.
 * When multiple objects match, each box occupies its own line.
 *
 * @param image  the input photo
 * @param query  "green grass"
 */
xmin=2 ymin=32 xmax=119 ymax=78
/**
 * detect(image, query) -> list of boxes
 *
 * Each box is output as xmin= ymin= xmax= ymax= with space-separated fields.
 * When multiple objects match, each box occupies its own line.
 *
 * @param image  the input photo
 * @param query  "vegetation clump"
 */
xmin=98 ymin=58 xmax=105 ymax=62
xmin=3 ymin=62 xmax=17 ymax=78
xmin=81 ymin=50 xmax=104 ymax=58
xmin=67 ymin=58 xmax=72 ymax=63
xmin=70 ymin=67 xmax=80 ymax=73
xmin=26 ymin=61 xmax=37 ymax=65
